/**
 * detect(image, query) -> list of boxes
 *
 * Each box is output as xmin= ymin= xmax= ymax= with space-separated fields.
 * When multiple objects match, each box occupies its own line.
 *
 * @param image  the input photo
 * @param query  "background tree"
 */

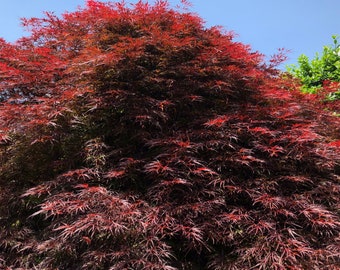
xmin=287 ymin=36 xmax=340 ymax=114
xmin=287 ymin=35 xmax=340 ymax=93
xmin=0 ymin=1 xmax=339 ymax=269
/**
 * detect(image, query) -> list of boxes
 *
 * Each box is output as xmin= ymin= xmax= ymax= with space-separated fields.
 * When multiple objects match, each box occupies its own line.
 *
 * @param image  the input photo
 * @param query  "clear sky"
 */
xmin=0 ymin=0 xmax=339 ymax=68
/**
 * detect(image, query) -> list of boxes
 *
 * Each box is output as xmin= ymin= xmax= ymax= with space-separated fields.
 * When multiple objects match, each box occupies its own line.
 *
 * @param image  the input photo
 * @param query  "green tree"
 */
xmin=287 ymin=35 xmax=340 ymax=97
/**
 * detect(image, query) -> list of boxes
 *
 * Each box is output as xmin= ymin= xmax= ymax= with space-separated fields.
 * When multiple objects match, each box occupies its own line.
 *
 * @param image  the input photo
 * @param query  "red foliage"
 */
xmin=0 ymin=1 xmax=339 ymax=269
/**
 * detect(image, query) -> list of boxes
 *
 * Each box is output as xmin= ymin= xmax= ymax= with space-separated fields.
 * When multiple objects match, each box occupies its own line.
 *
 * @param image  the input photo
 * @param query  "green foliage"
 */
xmin=287 ymin=35 xmax=340 ymax=95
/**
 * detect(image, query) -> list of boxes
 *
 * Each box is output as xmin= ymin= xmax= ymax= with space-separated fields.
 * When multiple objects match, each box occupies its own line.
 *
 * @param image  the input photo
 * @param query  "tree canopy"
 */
xmin=287 ymin=36 xmax=340 ymax=114
xmin=0 ymin=1 xmax=339 ymax=269
xmin=287 ymin=36 xmax=340 ymax=93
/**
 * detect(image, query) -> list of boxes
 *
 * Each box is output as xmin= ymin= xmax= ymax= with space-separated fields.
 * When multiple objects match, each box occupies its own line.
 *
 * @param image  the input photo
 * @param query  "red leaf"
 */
xmin=204 ymin=115 xmax=229 ymax=128
xmin=328 ymin=140 xmax=340 ymax=147
xmin=75 ymin=183 xmax=89 ymax=189
xmin=105 ymin=170 xmax=125 ymax=178
xmin=82 ymin=236 xmax=92 ymax=245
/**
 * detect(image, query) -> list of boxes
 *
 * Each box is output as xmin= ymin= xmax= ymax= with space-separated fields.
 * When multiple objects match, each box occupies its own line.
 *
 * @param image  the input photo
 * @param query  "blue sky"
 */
xmin=0 ymin=0 xmax=339 ymax=68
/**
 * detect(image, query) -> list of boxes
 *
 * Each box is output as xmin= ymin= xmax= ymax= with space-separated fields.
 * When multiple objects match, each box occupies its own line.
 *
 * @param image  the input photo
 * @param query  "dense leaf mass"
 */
xmin=286 ymin=36 xmax=340 ymax=114
xmin=0 ymin=1 xmax=339 ymax=269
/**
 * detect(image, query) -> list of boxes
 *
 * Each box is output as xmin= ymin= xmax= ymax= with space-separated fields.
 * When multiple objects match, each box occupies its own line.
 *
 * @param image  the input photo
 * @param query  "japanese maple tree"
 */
xmin=0 ymin=1 xmax=339 ymax=269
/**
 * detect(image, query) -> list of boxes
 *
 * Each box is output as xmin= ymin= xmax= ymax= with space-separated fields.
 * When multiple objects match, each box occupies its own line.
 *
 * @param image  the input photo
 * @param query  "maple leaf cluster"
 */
xmin=0 ymin=1 xmax=339 ymax=269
